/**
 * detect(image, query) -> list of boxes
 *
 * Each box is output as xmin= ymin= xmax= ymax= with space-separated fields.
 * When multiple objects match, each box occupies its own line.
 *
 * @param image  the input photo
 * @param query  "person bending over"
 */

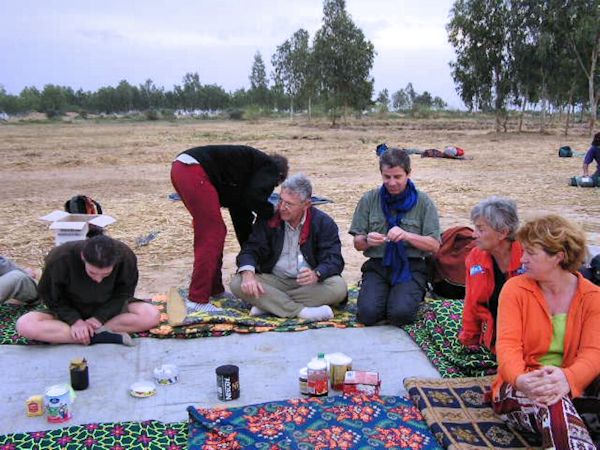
xmin=16 ymin=235 xmax=160 ymax=346
xmin=230 ymin=173 xmax=347 ymax=322
xmin=582 ymin=132 xmax=600 ymax=179
xmin=171 ymin=145 xmax=288 ymax=314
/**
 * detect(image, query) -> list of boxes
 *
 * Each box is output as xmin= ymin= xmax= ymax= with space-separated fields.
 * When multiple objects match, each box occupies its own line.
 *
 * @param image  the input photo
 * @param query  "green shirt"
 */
xmin=349 ymin=187 xmax=440 ymax=259
xmin=539 ymin=313 xmax=567 ymax=367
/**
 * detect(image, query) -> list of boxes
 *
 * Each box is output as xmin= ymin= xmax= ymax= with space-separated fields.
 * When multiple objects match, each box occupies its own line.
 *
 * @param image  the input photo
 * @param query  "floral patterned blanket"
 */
xmin=188 ymin=394 xmax=442 ymax=449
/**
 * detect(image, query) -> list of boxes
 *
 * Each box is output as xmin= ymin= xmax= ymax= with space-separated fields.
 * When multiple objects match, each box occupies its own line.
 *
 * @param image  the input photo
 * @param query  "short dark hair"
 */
xmin=81 ymin=235 xmax=120 ymax=268
xmin=379 ymin=148 xmax=411 ymax=173
xmin=593 ymin=132 xmax=600 ymax=147
xmin=270 ymin=153 xmax=289 ymax=184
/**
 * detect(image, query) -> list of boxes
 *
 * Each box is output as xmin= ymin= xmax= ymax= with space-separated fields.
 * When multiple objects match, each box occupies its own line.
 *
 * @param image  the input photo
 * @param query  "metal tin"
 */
xmin=44 ymin=384 xmax=73 ymax=423
xmin=298 ymin=367 xmax=309 ymax=395
xmin=70 ymin=358 xmax=89 ymax=391
xmin=216 ymin=365 xmax=240 ymax=401
xmin=328 ymin=353 xmax=352 ymax=391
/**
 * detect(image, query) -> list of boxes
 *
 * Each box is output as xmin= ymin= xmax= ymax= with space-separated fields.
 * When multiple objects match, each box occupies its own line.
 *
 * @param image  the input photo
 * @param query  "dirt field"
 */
xmin=1 ymin=116 xmax=598 ymax=297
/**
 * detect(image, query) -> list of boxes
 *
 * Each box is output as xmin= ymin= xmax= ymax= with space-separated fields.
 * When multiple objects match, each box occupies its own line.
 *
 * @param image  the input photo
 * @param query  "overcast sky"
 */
xmin=0 ymin=0 xmax=463 ymax=108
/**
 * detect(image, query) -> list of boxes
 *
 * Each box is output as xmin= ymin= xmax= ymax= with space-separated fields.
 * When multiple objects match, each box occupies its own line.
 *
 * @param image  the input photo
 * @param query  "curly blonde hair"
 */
xmin=517 ymin=215 xmax=587 ymax=272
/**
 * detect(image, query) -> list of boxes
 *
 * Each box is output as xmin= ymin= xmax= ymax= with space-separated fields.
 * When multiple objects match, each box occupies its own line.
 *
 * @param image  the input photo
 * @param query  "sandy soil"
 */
xmin=1 ymin=116 xmax=598 ymax=297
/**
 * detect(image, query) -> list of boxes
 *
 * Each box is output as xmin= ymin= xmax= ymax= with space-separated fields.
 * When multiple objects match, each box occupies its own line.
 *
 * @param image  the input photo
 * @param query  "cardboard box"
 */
xmin=40 ymin=211 xmax=116 ymax=246
xmin=342 ymin=370 xmax=381 ymax=395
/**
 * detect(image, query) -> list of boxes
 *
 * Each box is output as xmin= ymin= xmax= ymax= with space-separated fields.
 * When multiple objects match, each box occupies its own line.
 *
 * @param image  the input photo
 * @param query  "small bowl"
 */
xmin=129 ymin=381 xmax=156 ymax=398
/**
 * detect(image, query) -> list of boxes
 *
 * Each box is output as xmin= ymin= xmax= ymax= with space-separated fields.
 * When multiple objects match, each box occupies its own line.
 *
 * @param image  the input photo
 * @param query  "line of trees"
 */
xmin=0 ymin=0 xmax=384 ymax=125
xmin=448 ymin=0 xmax=599 ymax=134
xmin=374 ymin=83 xmax=447 ymax=113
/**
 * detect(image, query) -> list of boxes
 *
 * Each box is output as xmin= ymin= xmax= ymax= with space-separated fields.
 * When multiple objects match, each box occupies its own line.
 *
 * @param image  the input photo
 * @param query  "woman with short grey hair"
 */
xmin=459 ymin=196 xmax=524 ymax=352
xmin=470 ymin=197 xmax=520 ymax=241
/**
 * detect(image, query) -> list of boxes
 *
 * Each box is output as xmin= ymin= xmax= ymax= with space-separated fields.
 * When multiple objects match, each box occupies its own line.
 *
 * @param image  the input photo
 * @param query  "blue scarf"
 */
xmin=380 ymin=179 xmax=418 ymax=285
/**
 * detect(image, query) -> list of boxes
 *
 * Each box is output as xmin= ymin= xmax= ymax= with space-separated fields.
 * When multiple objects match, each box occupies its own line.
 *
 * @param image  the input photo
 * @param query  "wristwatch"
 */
xmin=314 ymin=270 xmax=322 ymax=281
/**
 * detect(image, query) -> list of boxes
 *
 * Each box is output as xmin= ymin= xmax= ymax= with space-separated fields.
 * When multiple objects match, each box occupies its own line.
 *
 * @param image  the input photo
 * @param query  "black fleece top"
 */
xmin=38 ymin=240 xmax=138 ymax=325
xmin=181 ymin=145 xmax=279 ymax=219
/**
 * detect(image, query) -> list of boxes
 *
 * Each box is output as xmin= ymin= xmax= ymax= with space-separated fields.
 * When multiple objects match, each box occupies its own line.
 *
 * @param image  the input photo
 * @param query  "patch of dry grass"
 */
xmin=1 ymin=117 xmax=597 ymax=297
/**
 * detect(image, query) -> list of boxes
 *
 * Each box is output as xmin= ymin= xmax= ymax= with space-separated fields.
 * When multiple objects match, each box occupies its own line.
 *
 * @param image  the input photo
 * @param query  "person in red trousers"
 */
xmin=171 ymin=145 xmax=288 ymax=314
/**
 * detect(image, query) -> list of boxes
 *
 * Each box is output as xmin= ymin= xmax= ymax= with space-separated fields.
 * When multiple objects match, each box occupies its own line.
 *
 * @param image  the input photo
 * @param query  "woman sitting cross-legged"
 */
xmin=492 ymin=215 xmax=600 ymax=449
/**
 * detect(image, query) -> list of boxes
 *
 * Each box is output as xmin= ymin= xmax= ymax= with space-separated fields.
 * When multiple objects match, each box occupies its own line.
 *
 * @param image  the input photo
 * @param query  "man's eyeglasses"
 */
xmin=279 ymin=199 xmax=303 ymax=209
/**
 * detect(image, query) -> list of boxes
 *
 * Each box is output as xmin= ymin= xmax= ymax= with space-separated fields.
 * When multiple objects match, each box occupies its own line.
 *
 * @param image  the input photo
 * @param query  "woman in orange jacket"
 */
xmin=492 ymin=215 xmax=600 ymax=449
xmin=459 ymin=197 xmax=524 ymax=352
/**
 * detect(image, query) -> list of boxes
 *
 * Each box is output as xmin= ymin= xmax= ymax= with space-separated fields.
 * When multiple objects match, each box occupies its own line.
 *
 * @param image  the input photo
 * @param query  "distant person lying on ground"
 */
xmin=582 ymin=132 xmax=600 ymax=178
xmin=420 ymin=147 xmax=473 ymax=159
xmin=0 ymin=255 xmax=38 ymax=305
xmin=459 ymin=197 xmax=524 ymax=353
xmin=350 ymin=147 xmax=440 ymax=327
xmin=492 ymin=215 xmax=600 ymax=447
xmin=230 ymin=173 xmax=347 ymax=322
xmin=16 ymin=236 xmax=160 ymax=346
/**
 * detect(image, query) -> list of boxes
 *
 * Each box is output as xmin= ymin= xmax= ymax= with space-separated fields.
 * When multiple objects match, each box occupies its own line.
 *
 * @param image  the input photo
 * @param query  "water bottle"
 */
xmin=297 ymin=253 xmax=310 ymax=273
xmin=307 ymin=352 xmax=328 ymax=396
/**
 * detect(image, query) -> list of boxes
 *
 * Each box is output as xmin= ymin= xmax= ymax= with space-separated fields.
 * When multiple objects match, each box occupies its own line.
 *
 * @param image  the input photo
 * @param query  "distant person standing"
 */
xmin=582 ymin=132 xmax=600 ymax=179
xmin=171 ymin=145 xmax=288 ymax=313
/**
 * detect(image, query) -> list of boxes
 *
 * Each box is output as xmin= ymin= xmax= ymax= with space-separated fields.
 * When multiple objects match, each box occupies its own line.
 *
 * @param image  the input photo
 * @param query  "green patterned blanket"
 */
xmin=0 ymin=420 xmax=187 ymax=450
xmin=403 ymin=298 xmax=497 ymax=378
xmin=0 ymin=288 xmax=362 ymax=345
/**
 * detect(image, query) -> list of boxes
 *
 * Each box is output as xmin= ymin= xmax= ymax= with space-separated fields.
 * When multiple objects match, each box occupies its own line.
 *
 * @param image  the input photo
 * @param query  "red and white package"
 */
xmin=342 ymin=370 xmax=381 ymax=395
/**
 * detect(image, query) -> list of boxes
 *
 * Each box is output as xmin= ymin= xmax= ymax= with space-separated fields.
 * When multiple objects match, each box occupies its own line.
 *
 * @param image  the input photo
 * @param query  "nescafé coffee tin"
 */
xmin=216 ymin=365 xmax=240 ymax=401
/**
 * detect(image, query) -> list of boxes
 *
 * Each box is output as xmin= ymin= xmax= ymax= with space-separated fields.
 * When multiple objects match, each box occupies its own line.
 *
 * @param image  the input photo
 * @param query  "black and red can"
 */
xmin=216 ymin=365 xmax=240 ymax=401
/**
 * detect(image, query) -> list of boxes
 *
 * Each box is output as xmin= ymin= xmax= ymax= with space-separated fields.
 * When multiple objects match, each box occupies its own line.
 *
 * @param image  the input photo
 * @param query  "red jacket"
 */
xmin=493 ymin=273 xmax=600 ymax=399
xmin=459 ymin=241 xmax=523 ymax=352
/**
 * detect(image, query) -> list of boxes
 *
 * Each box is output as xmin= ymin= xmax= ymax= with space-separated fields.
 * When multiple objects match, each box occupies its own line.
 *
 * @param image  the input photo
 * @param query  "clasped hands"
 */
xmin=515 ymin=366 xmax=571 ymax=406
xmin=240 ymin=268 xmax=318 ymax=298
xmin=366 ymin=226 xmax=408 ymax=247
xmin=70 ymin=317 xmax=102 ymax=345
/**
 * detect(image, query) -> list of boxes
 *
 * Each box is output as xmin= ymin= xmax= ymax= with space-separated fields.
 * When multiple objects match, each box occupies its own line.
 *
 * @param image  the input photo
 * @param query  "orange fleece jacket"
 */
xmin=493 ymin=273 xmax=600 ymax=399
xmin=459 ymin=241 xmax=523 ymax=351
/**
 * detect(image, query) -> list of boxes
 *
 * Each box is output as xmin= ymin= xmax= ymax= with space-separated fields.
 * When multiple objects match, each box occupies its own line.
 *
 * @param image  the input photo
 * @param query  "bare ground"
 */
xmin=1 ymin=116 xmax=598 ymax=297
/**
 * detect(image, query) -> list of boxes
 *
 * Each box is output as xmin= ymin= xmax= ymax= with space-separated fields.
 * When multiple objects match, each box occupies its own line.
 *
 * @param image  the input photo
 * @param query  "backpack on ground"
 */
xmin=558 ymin=146 xmax=573 ymax=157
xmin=64 ymin=195 xmax=103 ymax=215
xmin=64 ymin=195 xmax=104 ymax=237
xmin=430 ymin=226 xmax=476 ymax=299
